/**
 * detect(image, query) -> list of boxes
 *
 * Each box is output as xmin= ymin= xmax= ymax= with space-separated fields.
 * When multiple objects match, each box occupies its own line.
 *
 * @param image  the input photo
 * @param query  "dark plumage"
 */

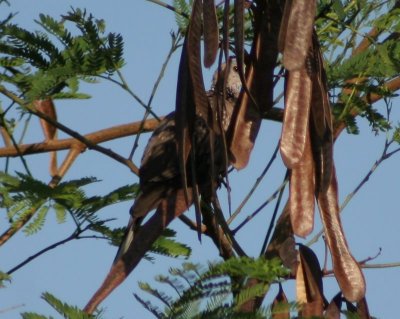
xmin=114 ymin=58 xmax=242 ymax=262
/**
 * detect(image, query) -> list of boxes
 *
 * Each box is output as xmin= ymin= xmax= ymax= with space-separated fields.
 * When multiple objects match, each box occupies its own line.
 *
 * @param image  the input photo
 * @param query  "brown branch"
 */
xmin=0 ymin=126 xmax=12 ymax=147
xmin=49 ymin=143 xmax=85 ymax=188
xmin=7 ymin=225 xmax=108 ymax=275
xmin=352 ymin=27 xmax=380 ymax=57
xmin=323 ymin=261 xmax=400 ymax=276
xmin=0 ymin=118 xmax=161 ymax=159
xmin=0 ymin=118 xmax=161 ymax=246
xmin=334 ymin=76 xmax=400 ymax=138
xmin=0 ymin=204 xmax=42 ymax=246
xmin=0 ymin=86 xmax=150 ymax=174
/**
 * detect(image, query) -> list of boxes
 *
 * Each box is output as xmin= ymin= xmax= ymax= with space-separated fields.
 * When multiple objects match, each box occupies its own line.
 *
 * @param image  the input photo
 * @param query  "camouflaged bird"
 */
xmin=115 ymin=58 xmax=241 ymax=261
xmin=84 ymin=58 xmax=242 ymax=313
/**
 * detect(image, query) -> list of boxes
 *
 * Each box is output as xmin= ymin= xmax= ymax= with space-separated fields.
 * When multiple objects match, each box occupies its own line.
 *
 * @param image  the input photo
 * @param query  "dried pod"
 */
xmin=317 ymin=167 xmax=366 ymax=302
xmin=289 ymin=131 xmax=315 ymax=237
xmin=281 ymin=0 xmax=317 ymax=70
xmin=280 ymin=67 xmax=312 ymax=168
xmin=203 ymin=0 xmax=219 ymax=67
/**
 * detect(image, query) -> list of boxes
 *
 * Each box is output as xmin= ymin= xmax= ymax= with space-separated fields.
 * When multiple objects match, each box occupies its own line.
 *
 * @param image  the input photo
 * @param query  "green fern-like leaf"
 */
xmin=53 ymin=202 xmax=67 ymax=224
xmin=20 ymin=313 xmax=49 ymax=319
xmin=21 ymin=292 xmax=96 ymax=319
xmin=23 ymin=205 xmax=49 ymax=235
xmin=173 ymin=0 xmax=191 ymax=32
xmin=136 ymin=258 xmax=288 ymax=319
xmin=151 ymin=229 xmax=191 ymax=259
xmin=41 ymin=292 xmax=92 ymax=319
xmin=133 ymin=292 xmax=166 ymax=319
xmin=0 ymin=7 xmax=125 ymax=101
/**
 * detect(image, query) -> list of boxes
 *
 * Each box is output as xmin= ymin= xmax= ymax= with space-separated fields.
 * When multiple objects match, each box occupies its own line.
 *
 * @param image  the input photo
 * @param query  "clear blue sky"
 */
xmin=1 ymin=1 xmax=400 ymax=318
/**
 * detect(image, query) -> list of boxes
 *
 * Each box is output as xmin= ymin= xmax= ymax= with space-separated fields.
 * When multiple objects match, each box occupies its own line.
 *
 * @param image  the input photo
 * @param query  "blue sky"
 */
xmin=1 ymin=1 xmax=400 ymax=318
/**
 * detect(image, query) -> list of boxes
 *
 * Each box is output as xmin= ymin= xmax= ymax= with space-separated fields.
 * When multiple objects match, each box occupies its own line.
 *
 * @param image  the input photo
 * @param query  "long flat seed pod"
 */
xmin=187 ymin=0 xmax=212 ymax=238
xmin=325 ymin=292 xmax=342 ymax=319
xmin=187 ymin=0 xmax=210 ymax=121
xmin=357 ymin=297 xmax=371 ymax=319
xmin=310 ymin=128 xmax=333 ymax=195
xmin=310 ymin=33 xmax=334 ymax=193
xmin=84 ymin=189 xmax=194 ymax=314
xmin=203 ymin=0 xmax=219 ymax=67
xmin=289 ymin=130 xmax=315 ymax=237
xmin=317 ymin=166 xmax=366 ymax=302
xmin=282 ymin=0 xmax=317 ymax=71
xmin=298 ymin=244 xmax=325 ymax=318
xmin=280 ymin=68 xmax=312 ymax=168
xmin=228 ymin=62 xmax=261 ymax=169
xmin=175 ymin=38 xmax=194 ymax=204
xmin=278 ymin=0 xmax=292 ymax=53
xmin=34 ymin=99 xmax=58 ymax=177
xmin=296 ymin=257 xmax=307 ymax=305
xmin=233 ymin=0 xmax=255 ymax=106
xmin=271 ymin=285 xmax=290 ymax=319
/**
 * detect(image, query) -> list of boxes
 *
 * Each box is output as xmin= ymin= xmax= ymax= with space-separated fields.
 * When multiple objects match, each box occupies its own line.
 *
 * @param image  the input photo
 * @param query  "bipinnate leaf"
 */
xmin=21 ymin=292 xmax=93 ymax=319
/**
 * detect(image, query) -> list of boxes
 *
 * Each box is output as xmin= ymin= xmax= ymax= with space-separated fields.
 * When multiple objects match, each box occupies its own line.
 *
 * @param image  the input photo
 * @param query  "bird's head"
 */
xmin=211 ymin=57 xmax=242 ymax=100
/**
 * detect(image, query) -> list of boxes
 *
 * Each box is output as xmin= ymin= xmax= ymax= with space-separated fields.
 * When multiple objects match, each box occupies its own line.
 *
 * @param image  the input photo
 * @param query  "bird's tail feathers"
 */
xmin=113 ymin=216 xmax=142 ymax=264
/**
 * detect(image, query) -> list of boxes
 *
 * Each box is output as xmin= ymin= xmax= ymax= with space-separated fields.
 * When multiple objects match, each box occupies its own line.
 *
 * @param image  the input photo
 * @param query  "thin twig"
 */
xmin=146 ymin=0 xmax=190 ymax=19
xmin=359 ymin=247 xmax=382 ymax=265
xmin=129 ymin=32 xmax=182 ymax=160
xmin=0 ymin=107 xmax=32 ymax=175
xmin=0 ymin=304 xmax=25 ymax=314
xmin=227 ymin=142 xmax=280 ymax=225
xmin=323 ymin=261 xmax=400 ymax=276
xmin=0 ymin=118 xmax=161 ymax=158
xmin=0 ymin=86 xmax=140 ymax=174
xmin=260 ymin=171 xmax=289 ymax=255
xmin=7 ymin=227 xmax=108 ymax=275
xmin=232 ymin=177 xmax=289 ymax=234
xmin=307 ymin=136 xmax=400 ymax=247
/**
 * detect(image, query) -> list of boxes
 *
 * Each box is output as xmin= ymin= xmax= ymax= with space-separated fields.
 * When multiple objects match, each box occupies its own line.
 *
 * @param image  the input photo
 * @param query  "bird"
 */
xmin=114 ymin=57 xmax=242 ymax=262
xmin=83 ymin=58 xmax=242 ymax=314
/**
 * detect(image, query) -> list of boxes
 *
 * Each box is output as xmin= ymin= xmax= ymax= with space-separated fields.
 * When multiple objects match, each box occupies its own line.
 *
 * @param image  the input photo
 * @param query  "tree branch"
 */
xmin=7 ymin=226 xmax=108 ymax=275
xmin=0 ymin=86 xmax=143 ymax=174
xmin=0 ymin=117 xmax=161 ymax=170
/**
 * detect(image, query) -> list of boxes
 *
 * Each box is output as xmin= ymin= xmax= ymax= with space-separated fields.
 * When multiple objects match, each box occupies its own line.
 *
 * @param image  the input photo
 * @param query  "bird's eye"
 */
xmin=233 ymin=65 xmax=238 ymax=72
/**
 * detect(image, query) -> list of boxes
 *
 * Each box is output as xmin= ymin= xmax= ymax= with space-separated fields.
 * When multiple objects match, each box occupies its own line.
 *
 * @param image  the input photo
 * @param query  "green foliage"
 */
xmin=315 ymin=0 xmax=399 ymax=135
xmin=173 ymin=0 xmax=191 ymax=33
xmin=151 ymin=228 xmax=192 ymax=259
xmin=0 ymin=270 xmax=11 ymax=287
xmin=0 ymin=8 xmax=124 ymax=102
xmin=20 ymin=292 xmax=98 ymax=319
xmin=134 ymin=258 xmax=288 ymax=318
xmin=392 ymin=125 xmax=400 ymax=144
xmin=0 ymin=171 xmax=138 ymax=241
